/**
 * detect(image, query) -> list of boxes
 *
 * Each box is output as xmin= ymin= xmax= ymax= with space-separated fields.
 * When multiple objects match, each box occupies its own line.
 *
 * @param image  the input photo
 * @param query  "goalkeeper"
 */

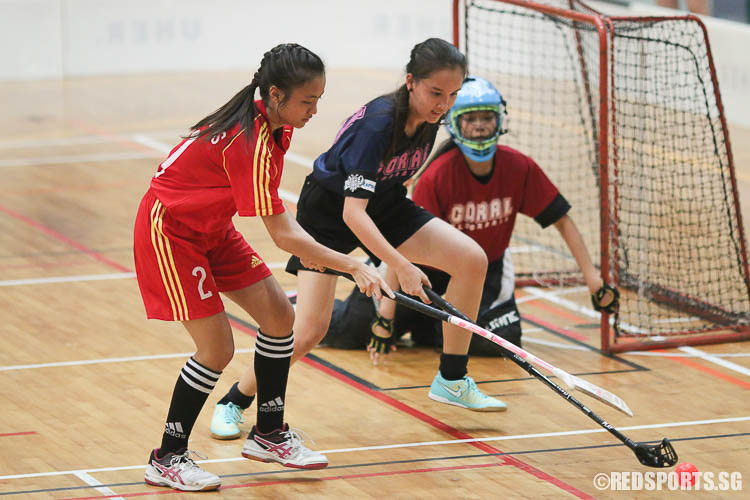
xmin=324 ymin=76 xmax=618 ymax=357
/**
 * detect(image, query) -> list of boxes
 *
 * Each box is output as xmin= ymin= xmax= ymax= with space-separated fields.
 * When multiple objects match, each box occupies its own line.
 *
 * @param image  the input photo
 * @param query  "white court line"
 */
xmin=0 ymin=349 xmax=253 ymax=372
xmin=278 ymin=188 xmax=299 ymax=204
xmin=521 ymin=286 xmax=647 ymax=334
xmin=0 ymin=263 xmax=288 ymax=287
xmin=130 ymin=133 xmax=317 ymax=172
xmin=131 ymin=134 xmax=309 ymax=204
xmin=73 ymin=471 xmax=124 ymax=500
xmin=0 ymin=152 xmax=162 ymax=167
xmin=678 ymin=346 xmax=750 ymax=377
xmin=0 ymin=131 xmax=182 ymax=150
xmin=622 ymin=351 xmax=750 ymax=358
xmin=515 ymin=285 xmax=586 ymax=304
xmin=130 ymin=133 xmax=171 ymax=154
xmin=285 ymin=151 xmax=314 ymax=169
xmin=0 ymin=272 xmax=135 ymax=287
xmin=2 ymin=415 xmax=748 ymax=480
xmin=523 ymin=336 xmax=589 ymax=351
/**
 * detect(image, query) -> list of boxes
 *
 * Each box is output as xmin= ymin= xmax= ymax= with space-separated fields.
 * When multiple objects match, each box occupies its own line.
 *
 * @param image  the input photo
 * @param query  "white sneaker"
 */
xmin=242 ymin=424 xmax=328 ymax=470
xmin=210 ymin=402 xmax=245 ymax=440
xmin=144 ymin=448 xmax=220 ymax=491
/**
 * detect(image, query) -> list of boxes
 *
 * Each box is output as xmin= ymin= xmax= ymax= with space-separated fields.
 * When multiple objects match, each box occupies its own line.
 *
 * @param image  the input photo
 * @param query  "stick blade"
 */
xmin=571 ymin=377 xmax=634 ymax=417
xmin=634 ymin=438 xmax=678 ymax=468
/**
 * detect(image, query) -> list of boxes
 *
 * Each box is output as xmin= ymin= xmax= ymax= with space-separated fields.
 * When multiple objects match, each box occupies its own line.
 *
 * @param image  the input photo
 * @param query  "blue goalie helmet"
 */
xmin=445 ymin=76 xmax=506 ymax=162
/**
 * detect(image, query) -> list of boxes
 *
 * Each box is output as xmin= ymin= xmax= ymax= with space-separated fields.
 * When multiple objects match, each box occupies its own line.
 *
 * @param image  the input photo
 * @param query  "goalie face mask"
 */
xmin=445 ymin=76 xmax=507 ymax=162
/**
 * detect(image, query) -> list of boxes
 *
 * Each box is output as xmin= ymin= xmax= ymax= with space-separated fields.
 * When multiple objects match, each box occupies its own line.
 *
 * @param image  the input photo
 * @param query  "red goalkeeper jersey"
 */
xmin=412 ymin=145 xmax=568 ymax=263
xmin=149 ymin=99 xmax=291 ymax=234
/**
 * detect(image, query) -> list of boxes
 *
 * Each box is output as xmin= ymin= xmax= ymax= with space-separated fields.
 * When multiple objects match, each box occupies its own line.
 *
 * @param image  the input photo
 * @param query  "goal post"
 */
xmin=453 ymin=0 xmax=750 ymax=352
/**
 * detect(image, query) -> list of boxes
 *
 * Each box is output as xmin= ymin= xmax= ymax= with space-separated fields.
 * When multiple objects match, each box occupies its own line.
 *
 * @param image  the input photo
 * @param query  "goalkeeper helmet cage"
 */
xmin=445 ymin=76 xmax=506 ymax=162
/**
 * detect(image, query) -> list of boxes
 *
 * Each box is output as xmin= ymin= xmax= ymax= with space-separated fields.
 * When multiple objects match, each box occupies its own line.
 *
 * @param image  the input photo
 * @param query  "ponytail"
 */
xmin=190 ymin=43 xmax=324 ymax=141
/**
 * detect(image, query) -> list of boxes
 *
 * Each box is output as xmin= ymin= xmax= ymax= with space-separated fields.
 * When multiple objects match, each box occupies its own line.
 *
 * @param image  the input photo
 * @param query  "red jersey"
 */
xmin=148 ymin=100 xmax=291 ymax=233
xmin=412 ymin=145 xmax=565 ymax=262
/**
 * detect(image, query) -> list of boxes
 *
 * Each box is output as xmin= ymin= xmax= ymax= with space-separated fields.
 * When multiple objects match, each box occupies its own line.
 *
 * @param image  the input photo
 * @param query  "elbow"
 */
xmin=270 ymin=230 xmax=292 ymax=253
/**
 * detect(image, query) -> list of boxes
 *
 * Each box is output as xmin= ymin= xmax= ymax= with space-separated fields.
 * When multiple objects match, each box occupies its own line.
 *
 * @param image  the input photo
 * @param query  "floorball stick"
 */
xmin=421 ymin=287 xmax=632 ymax=417
xmin=402 ymin=285 xmax=677 ymax=467
xmin=340 ymin=271 xmax=677 ymax=467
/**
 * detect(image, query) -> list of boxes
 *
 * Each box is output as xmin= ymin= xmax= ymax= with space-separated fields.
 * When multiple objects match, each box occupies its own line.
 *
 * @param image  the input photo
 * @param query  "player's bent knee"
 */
xmin=257 ymin=297 xmax=295 ymax=337
xmin=196 ymin=344 xmax=234 ymax=372
xmin=456 ymin=242 xmax=488 ymax=276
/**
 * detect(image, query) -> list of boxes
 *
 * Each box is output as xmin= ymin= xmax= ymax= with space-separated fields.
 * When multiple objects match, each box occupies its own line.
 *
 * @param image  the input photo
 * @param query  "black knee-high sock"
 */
xmin=160 ymin=357 xmax=221 ymax=454
xmin=439 ymin=353 xmax=469 ymax=381
xmin=217 ymin=381 xmax=255 ymax=409
xmin=254 ymin=330 xmax=293 ymax=433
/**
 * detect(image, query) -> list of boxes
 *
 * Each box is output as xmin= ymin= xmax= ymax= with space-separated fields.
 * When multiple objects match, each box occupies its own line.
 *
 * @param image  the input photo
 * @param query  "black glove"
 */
xmin=368 ymin=312 xmax=394 ymax=353
xmin=591 ymin=284 xmax=619 ymax=314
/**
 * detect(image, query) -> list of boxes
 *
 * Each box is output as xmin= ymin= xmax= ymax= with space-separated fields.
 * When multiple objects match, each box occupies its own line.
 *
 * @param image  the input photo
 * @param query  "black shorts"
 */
xmin=286 ymin=174 xmax=434 ymax=275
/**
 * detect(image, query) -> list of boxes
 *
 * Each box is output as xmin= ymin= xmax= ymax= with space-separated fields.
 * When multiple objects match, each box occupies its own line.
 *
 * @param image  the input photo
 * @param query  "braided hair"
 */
xmin=382 ymin=38 xmax=466 ymax=162
xmin=190 ymin=43 xmax=325 ymax=141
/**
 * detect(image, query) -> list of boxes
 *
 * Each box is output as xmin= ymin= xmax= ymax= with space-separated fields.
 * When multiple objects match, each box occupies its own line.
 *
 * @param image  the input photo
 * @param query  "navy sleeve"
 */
xmin=340 ymin=121 xmax=389 ymax=198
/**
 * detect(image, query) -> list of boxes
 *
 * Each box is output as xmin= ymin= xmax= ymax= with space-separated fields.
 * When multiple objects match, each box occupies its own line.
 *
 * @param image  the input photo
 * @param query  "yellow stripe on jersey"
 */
xmin=253 ymin=123 xmax=268 ymax=216
xmin=149 ymin=201 xmax=189 ymax=321
xmin=257 ymin=125 xmax=271 ymax=215
xmin=254 ymin=123 xmax=276 ymax=216
xmin=261 ymin=126 xmax=275 ymax=215
xmin=221 ymin=129 xmax=246 ymax=181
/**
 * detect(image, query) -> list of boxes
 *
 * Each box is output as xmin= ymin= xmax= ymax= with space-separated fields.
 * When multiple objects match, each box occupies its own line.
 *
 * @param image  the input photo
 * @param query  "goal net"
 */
xmin=454 ymin=0 xmax=750 ymax=351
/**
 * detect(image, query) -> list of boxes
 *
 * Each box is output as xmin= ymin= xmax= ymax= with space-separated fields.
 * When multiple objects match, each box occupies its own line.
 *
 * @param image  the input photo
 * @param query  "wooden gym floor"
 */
xmin=0 ymin=69 xmax=749 ymax=499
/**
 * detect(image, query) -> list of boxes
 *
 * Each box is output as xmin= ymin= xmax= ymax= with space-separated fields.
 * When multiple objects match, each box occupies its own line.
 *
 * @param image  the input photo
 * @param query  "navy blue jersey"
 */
xmin=311 ymin=95 xmax=438 ymax=198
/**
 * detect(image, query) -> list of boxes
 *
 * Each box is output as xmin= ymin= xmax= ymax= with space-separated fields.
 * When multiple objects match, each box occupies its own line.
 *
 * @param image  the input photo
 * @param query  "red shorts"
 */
xmin=133 ymin=190 xmax=272 ymax=321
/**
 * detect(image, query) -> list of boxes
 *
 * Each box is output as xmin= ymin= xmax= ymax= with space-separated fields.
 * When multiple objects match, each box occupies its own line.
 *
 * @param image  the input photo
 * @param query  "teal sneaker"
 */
xmin=210 ymin=402 xmax=245 ymax=440
xmin=428 ymin=372 xmax=507 ymax=412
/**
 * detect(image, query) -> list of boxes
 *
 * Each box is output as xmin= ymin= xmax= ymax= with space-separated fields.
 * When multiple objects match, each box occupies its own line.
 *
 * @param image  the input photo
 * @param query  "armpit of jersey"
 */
xmin=343 ymin=172 xmax=376 ymax=194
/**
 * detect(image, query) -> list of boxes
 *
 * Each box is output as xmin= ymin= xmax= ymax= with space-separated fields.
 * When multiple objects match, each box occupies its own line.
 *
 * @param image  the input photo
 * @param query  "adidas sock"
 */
xmin=439 ymin=353 xmax=469 ymax=381
xmin=160 ymin=357 xmax=221 ymax=454
xmin=254 ymin=330 xmax=293 ymax=433
xmin=218 ymin=381 xmax=255 ymax=409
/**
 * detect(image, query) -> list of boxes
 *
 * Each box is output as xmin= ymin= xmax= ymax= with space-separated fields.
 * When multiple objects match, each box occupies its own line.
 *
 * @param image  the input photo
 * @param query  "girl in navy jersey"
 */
xmin=405 ymin=76 xmax=616 ymax=350
xmin=209 ymin=39 xmax=506 ymax=440
xmin=349 ymin=76 xmax=618 ymax=356
xmin=133 ymin=43 xmax=390 ymax=492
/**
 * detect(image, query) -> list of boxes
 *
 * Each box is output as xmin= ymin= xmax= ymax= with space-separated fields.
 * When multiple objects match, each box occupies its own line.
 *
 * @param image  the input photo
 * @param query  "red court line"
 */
xmin=230 ymin=320 xmax=593 ymax=499
xmin=521 ymin=310 xmax=589 ymax=341
xmin=522 ymin=296 xmax=594 ymax=336
xmin=63 ymin=463 xmax=509 ymax=499
xmin=0 ymin=203 xmax=130 ymax=273
xmin=658 ymin=352 xmax=750 ymax=390
xmin=0 ymin=431 xmax=37 ymax=437
xmin=521 ymin=293 xmax=750 ymax=390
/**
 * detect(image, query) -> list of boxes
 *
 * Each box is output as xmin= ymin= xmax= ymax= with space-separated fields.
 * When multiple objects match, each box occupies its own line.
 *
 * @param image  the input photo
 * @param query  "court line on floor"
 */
xmin=521 ymin=287 xmax=750 ymax=379
xmin=0 ymin=203 xmax=130 ymax=273
xmin=2 ymin=417 xmax=747 ymax=482
xmin=229 ymin=317 xmax=591 ymax=498
xmin=3 ymin=432 xmax=746 ymax=498
xmin=72 ymin=472 xmax=124 ymax=500
xmin=0 ymin=263 xmax=290 ymax=287
xmin=677 ymin=345 xmax=750 ymax=377
xmin=0 ymin=350 xmax=253 ymax=372
xmin=3 ymin=432 xmax=747 ymax=498
xmin=0 ymin=432 xmax=37 ymax=438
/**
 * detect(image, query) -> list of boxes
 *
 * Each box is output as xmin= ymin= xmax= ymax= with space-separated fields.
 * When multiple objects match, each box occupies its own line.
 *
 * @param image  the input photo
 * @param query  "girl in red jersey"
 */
xmin=209 ymin=39 xmax=506 ymax=440
xmin=134 ymin=43 xmax=390 ymax=492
